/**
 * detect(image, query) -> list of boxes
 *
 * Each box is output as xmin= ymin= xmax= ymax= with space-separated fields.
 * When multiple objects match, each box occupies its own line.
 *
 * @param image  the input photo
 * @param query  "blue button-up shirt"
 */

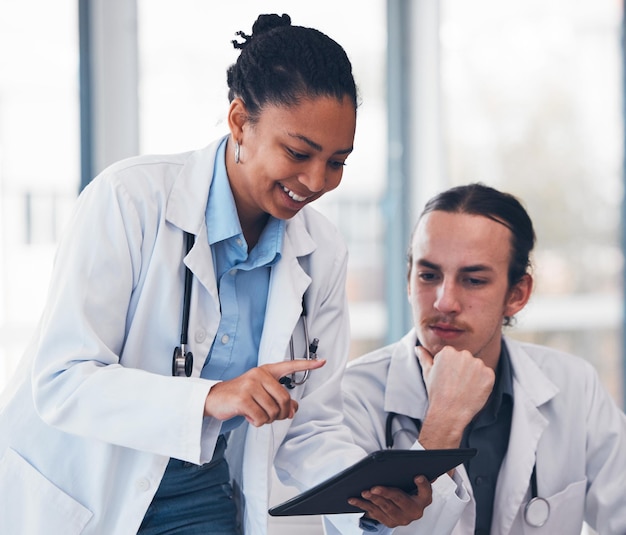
xmin=202 ymin=138 xmax=285 ymax=434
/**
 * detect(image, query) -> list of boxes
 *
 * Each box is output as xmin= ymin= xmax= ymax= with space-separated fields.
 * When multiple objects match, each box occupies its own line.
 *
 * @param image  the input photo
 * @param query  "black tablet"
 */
xmin=269 ymin=448 xmax=476 ymax=516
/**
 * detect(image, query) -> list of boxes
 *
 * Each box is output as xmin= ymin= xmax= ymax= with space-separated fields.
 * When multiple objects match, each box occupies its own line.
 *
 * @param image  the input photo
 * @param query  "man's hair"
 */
xmin=226 ymin=13 xmax=358 ymax=121
xmin=408 ymin=183 xmax=536 ymax=325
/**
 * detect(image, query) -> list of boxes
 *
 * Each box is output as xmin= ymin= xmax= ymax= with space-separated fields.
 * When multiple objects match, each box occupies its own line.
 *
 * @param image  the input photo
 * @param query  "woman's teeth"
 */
xmin=282 ymin=185 xmax=307 ymax=202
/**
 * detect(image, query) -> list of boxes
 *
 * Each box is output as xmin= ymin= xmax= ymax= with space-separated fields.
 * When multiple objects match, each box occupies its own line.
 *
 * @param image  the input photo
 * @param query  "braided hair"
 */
xmin=226 ymin=14 xmax=358 ymax=121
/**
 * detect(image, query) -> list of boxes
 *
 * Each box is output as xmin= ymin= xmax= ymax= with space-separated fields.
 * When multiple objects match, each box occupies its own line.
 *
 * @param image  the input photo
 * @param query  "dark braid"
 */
xmin=226 ymin=13 xmax=358 ymax=121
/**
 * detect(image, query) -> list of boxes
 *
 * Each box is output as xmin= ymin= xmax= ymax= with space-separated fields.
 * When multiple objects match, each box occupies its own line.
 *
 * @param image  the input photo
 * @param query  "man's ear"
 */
xmin=504 ymin=273 xmax=533 ymax=318
xmin=227 ymin=98 xmax=249 ymax=140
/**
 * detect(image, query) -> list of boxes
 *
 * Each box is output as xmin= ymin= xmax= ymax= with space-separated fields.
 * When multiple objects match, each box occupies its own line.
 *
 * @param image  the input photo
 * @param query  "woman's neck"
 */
xmin=238 ymin=208 xmax=269 ymax=250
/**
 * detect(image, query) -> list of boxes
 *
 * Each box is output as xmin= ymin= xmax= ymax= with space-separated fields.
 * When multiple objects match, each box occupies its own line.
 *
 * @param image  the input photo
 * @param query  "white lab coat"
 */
xmin=337 ymin=329 xmax=626 ymax=534
xmin=0 ymin=137 xmax=371 ymax=534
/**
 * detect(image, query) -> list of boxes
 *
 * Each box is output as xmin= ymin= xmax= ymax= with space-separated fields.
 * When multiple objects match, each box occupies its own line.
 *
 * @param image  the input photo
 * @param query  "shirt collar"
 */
xmin=252 ymin=217 xmax=284 ymax=267
xmin=499 ymin=341 xmax=514 ymax=398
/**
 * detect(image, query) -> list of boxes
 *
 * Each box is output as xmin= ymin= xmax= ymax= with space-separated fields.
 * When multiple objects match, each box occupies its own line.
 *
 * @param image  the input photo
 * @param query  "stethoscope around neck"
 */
xmin=384 ymin=412 xmax=549 ymax=527
xmin=171 ymin=231 xmax=319 ymax=383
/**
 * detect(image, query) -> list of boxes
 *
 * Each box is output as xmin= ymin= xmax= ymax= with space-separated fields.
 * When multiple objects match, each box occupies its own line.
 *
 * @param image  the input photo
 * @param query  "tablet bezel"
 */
xmin=269 ymin=448 xmax=477 ymax=516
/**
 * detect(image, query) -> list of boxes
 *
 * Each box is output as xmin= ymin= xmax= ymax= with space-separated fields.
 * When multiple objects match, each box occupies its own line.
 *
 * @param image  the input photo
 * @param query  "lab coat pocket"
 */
xmin=521 ymin=478 xmax=586 ymax=534
xmin=0 ymin=448 xmax=93 ymax=534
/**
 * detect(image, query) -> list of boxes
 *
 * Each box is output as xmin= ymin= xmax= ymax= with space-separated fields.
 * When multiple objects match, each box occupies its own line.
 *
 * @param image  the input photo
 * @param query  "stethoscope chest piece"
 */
xmin=172 ymin=345 xmax=193 ymax=377
xmin=524 ymin=496 xmax=550 ymax=527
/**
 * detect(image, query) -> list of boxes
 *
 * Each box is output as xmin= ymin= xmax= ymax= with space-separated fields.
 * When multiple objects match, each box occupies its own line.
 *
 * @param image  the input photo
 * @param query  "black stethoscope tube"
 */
xmin=385 ymin=412 xmax=422 ymax=449
xmin=180 ymin=232 xmax=195 ymax=348
xmin=172 ymin=232 xmax=195 ymax=377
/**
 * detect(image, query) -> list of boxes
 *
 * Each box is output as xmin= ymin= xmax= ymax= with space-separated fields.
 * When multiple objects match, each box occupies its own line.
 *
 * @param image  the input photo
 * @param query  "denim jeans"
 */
xmin=138 ymin=435 xmax=240 ymax=534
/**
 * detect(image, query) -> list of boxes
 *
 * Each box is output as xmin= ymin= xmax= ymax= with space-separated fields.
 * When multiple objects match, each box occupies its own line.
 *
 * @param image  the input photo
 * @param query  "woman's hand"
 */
xmin=203 ymin=359 xmax=326 ymax=426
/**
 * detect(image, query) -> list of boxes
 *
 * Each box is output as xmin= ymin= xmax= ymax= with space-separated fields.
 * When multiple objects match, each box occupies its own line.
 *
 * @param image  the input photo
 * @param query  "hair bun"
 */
xmin=252 ymin=13 xmax=291 ymax=36
xmin=232 ymin=14 xmax=291 ymax=50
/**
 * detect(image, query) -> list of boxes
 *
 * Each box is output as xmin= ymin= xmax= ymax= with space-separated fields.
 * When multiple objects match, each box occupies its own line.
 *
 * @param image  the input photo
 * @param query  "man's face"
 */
xmin=407 ymin=211 xmax=530 ymax=369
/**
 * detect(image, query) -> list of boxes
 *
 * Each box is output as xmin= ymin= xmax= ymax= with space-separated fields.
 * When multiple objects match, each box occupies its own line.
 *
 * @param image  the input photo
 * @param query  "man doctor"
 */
xmin=336 ymin=183 xmax=626 ymax=534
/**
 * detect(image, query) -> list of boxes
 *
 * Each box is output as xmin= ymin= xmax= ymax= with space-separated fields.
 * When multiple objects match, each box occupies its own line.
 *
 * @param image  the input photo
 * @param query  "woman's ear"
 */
xmin=504 ymin=273 xmax=533 ymax=318
xmin=227 ymin=98 xmax=248 ymax=141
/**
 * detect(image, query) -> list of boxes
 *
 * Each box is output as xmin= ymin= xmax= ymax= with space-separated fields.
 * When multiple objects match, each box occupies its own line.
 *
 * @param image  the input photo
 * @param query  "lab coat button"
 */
xmin=195 ymin=329 xmax=206 ymax=343
xmin=136 ymin=478 xmax=150 ymax=492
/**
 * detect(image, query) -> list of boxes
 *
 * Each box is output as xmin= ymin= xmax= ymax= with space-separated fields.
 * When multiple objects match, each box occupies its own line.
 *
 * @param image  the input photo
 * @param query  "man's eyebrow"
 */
xmin=460 ymin=265 xmax=494 ymax=273
xmin=417 ymin=259 xmax=440 ymax=270
xmin=417 ymin=259 xmax=494 ymax=273
xmin=288 ymin=133 xmax=353 ymax=155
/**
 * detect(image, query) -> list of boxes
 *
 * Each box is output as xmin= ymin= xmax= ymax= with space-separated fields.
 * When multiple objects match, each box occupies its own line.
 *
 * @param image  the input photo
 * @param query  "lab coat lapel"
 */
xmin=164 ymin=137 xmax=222 ymax=299
xmin=183 ymin=224 xmax=218 ymax=300
xmin=165 ymin=138 xmax=224 ymax=376
xmin=492 ymin=338 xmax=558 ymax=534
xmin=183 ymin=227 xmax=220 ymax=376
xmin=166 ymin=138 xmax=223 ymax=236
xmin=384 ymin=330 xmax=428 ymax=421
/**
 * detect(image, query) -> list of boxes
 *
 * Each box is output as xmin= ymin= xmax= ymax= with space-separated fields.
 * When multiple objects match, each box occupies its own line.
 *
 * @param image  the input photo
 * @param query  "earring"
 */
xmin=234 ymin=141 xmax=241 ymax=164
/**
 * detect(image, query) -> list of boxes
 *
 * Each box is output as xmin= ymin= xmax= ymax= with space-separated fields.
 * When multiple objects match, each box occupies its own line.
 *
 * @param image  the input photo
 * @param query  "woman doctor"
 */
xmin=0 ymin=13 xmax=432 ymax=535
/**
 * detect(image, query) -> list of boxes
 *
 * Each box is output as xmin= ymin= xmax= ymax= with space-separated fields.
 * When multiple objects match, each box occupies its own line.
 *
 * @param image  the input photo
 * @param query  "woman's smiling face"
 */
xmin=226 ymin=95 xmax=356 ymax=223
